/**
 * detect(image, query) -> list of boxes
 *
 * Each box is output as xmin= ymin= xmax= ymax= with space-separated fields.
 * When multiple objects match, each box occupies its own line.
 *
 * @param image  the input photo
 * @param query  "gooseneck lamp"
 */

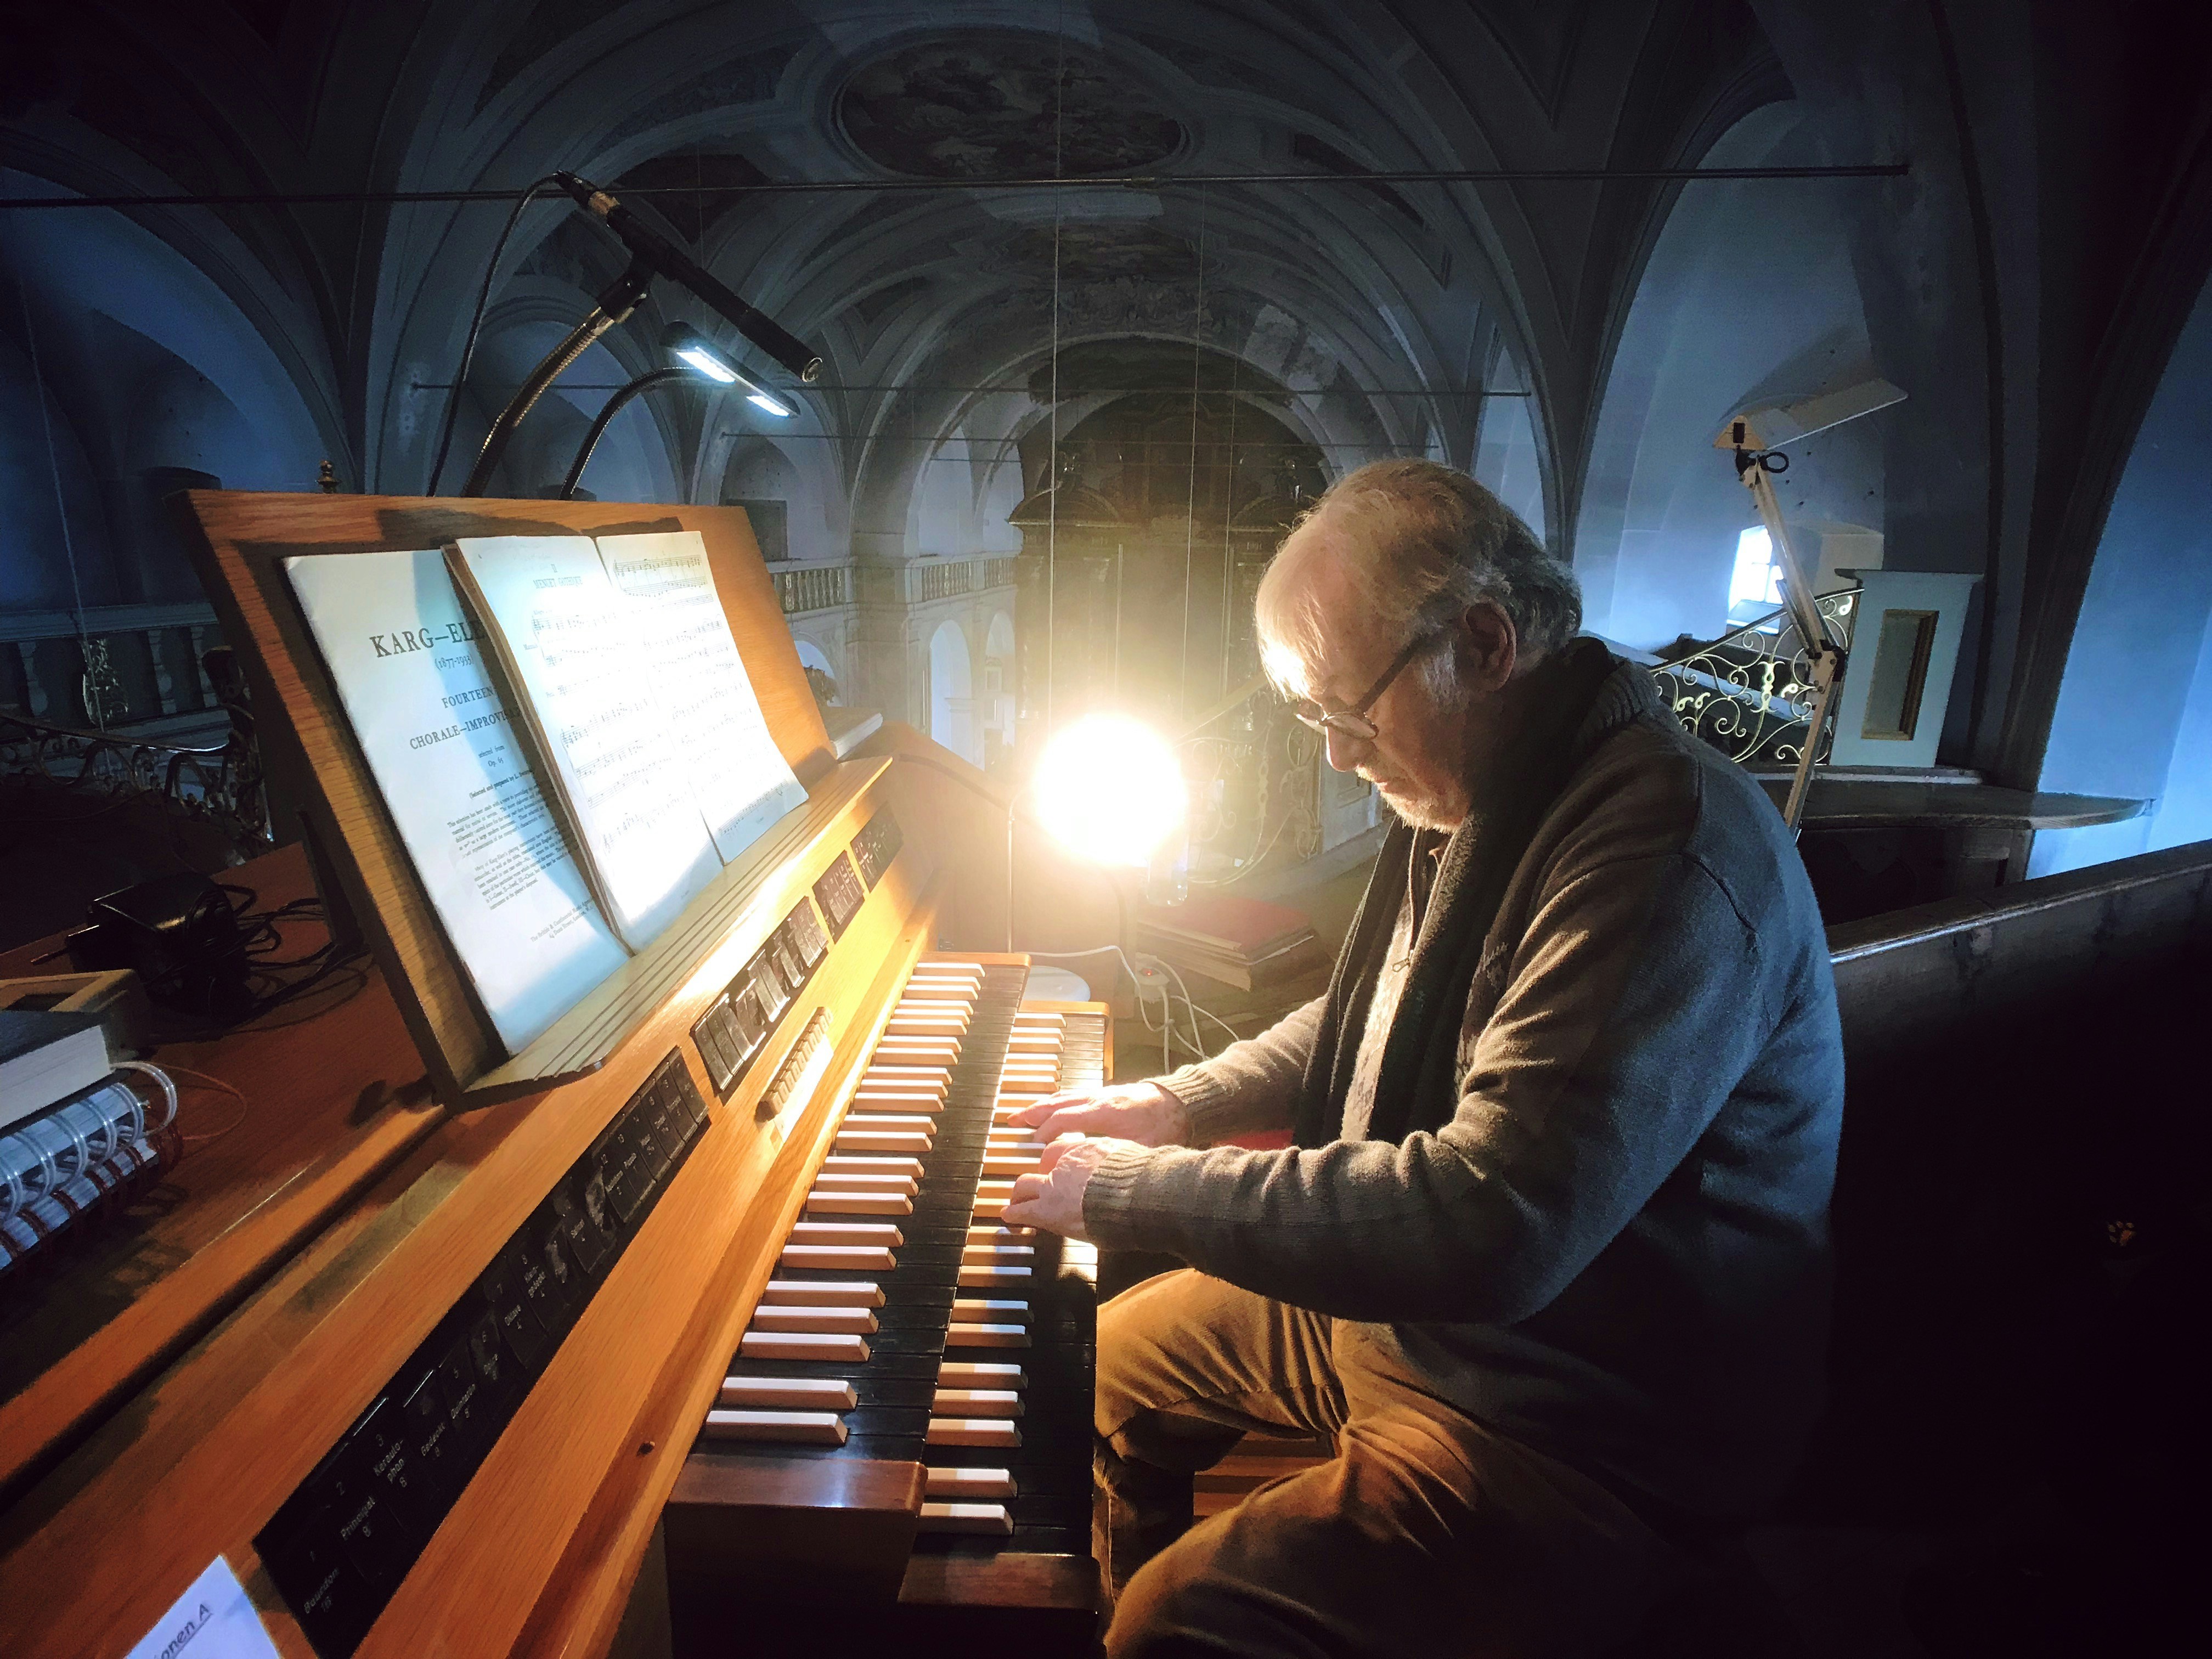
xmin=456 ymin=171 xmax=814 ymax=498
xmin=559 ymin=325 xmax=791 ymax=499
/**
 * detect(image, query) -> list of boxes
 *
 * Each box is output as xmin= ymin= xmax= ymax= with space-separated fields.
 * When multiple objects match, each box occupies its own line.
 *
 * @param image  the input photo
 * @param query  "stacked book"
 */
xmin=1 ymin=1018 xmax=179 ymax=1279
xmin=1132 ymin=894 xmax=1324 ymax=991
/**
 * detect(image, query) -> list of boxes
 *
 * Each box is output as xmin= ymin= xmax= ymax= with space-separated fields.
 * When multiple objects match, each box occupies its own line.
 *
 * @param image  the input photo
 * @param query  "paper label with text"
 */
xmin=124 ymin=1556 xmax=281 ymax=1659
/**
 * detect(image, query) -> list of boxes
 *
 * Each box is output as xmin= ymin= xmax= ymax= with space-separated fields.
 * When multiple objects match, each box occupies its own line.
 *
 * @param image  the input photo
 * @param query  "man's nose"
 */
xmin=1322 ymin=724 xmax=1368 ymax=773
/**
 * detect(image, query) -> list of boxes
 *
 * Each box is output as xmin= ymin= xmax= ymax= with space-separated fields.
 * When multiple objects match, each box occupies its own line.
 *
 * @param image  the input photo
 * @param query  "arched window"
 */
xmin=928 ymin=620 xmax=977 ymax=765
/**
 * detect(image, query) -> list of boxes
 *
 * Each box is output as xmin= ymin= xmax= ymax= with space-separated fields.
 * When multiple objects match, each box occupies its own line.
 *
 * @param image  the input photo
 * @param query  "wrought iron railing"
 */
xmin=1650 ymin=587 xmax=1860 ymax=768
xmin=1 ymin=690 xmax=271 ymax=861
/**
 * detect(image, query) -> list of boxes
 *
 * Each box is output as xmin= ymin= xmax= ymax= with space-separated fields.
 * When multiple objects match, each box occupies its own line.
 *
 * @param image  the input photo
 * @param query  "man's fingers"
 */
xmin=1036 ymin=1139 xmax=1076 ymax=1171
xmin=1008 ymin=1091 xmax=1087 ymax=1128
xmin=1007 ymin=1171 xmax=1051 ymax=1205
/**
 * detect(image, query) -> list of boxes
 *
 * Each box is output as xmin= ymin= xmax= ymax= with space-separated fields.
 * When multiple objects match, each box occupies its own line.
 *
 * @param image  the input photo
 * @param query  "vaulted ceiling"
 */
xmin=3 ymin=0 xmax=1790 ymax=541
xmin=11 ymin=1 xmax=2212 ymax=786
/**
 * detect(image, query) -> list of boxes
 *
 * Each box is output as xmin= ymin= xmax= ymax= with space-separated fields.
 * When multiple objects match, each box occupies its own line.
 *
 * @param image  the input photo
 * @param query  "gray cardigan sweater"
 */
xmin=1082 ymin=658 xmax=1844 ymax=1517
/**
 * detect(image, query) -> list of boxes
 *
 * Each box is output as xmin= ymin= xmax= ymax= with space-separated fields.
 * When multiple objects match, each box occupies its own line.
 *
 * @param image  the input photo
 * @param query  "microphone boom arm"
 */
xmin=555 ymin=172 xmax=821 ymax=383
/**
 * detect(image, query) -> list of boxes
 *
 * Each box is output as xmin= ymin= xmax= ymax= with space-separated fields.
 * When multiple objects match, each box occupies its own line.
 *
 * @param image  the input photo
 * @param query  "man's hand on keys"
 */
xmin=1000 ymin=1083 xmax=1187 ymax=1242
xmin=1002 ymin=1137 xmax=1133 ymax=1242
xmin=1007 ymin=1080 xmax=1190 ymax=1147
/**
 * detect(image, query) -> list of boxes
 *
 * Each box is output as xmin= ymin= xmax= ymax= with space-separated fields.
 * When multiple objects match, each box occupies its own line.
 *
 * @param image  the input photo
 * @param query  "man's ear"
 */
xmin=1458 ymin=600 xmax=1519 ymax=692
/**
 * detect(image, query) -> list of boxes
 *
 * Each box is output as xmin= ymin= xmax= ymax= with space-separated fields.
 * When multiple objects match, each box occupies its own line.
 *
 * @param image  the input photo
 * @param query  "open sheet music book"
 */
xmin=285 ymin=531 xmax=804 ymax=1053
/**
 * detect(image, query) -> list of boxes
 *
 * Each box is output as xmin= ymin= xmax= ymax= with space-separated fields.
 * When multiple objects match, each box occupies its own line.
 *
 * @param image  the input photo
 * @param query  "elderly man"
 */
xmin=1005 ymin=459 xmax=1843 ymax=1656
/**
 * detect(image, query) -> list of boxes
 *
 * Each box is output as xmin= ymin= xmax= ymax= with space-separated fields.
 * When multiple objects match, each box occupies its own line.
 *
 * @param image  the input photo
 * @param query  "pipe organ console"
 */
xmin=0 ymin=496 xmax=1119 ymax=1659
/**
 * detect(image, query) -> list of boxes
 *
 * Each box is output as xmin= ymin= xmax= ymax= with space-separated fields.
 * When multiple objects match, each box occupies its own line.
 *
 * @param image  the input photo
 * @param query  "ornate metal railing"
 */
xmin=1 ymin=690 xmax=272 ymax=860
xmin=1650 ymin=587 xmax=1860 ymax=768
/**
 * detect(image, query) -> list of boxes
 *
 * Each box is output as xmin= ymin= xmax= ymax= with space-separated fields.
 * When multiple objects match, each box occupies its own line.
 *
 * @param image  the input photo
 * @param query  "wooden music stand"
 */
xmin=171 ymin=491 xmax=877 ymax=1107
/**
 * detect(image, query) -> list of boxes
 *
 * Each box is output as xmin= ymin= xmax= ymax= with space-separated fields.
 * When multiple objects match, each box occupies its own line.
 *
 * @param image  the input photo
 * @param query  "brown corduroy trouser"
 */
xmin=1093 ymin=1269 xmax=1688 ymax=1658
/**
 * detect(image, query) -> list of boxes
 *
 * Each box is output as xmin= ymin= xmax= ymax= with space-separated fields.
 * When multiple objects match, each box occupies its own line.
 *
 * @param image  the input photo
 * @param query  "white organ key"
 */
xmin=937 ymin=1361 xmax=1024 ymax=1388
xmin=980 ymin=1154 xmax=1041 ymax=1176
xmin=703 ymin=1410 xmax=848 ymax=1446
xmin=791 ymin=1221 xmax=903 ymax=1246
xmin=761 ymin=1280 xmax=882 ymax=1306
xmin=917 ymin=1503 xmax=1014 ymax=1536
xmin=718 ymin=1377 xmax=857 ymax=1410
xmin=740 ymin=1330 xmax=870 ymax=1362
xmin=932 ymin=1389 xmax=1023 ymax=1418
xmin=749 ymin=1305 xmax=878 ymax=1334
xmin=811 ymin=1171 xmax=919 ymax=1195
xmin=876 ymin=1041 xmax=960 ymax=1062
xmin=805 ymin=1190 xmax=913 ymax=1216
xmin=887 ymin=1016 xmax=967 ymax=1039
xmin=843 ymin=1113 xmax=938 ymax=1129
xmin=780 ymin=1244 xmax=896 ymax=1271
xmin=927 ymin=1419 xmax=1022 ymax=1448
xmin=967 ymin=1223 xmax=1035 ymax=1242
xmin=823 ymin=1155 xmax=925 ymax=1178
xmin=852 ymin=1094 xmax=945 ymax=1114
xmin=958 ymin=1265 xmax=1032 ymax=1286
xmin=925 ymin=1468 xmax=1018 ymax=1500
xmin=833 ymin=1131 xmax=932 ymax=1153
xmin=943 ymin=1323 xmax=1029 ymax=1349
xmin=961 ymin=1244 xmax=1034 ymax=1263
xmin=951 ymin=1299 xmax=1029 ymax=1321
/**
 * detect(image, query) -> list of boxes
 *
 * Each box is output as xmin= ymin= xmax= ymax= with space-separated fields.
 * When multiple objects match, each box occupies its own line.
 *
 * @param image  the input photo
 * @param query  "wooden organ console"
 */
xmin=0 ymin=495 xmax=1119 ymax=1659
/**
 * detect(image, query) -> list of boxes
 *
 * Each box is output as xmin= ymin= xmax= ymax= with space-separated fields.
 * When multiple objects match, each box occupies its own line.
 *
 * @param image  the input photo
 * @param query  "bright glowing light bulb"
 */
xmin=1032 ymin=713 xmax=1184 ymax=866
xmin=746 ymin=391 xmax=793 ymax=417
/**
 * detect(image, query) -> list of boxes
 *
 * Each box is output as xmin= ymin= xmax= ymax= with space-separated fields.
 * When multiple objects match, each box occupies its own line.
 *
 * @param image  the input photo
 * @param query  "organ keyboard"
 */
xmin=669 ymin=960 xmax=1108 ymax=1649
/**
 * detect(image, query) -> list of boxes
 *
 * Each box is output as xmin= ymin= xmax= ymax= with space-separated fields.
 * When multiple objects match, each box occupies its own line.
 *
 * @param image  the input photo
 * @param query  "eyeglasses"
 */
xmin=1287 ymin=620 xmax=1452 ymax=741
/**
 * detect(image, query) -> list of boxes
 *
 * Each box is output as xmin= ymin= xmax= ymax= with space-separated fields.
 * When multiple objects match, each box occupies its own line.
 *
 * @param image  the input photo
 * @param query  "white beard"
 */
xmin=1375 ymin=780 xmax=1462 ymax=832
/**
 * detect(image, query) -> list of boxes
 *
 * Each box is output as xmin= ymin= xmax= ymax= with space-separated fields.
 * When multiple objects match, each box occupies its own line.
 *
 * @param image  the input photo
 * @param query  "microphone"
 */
xmin=552 ymin=171 xmax=821 ymax=383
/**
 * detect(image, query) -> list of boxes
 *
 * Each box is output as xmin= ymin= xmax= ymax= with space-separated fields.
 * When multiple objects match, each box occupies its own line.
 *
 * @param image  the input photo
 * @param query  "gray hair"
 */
xmin=1255 ymin=459 xmax=1581 ymax=696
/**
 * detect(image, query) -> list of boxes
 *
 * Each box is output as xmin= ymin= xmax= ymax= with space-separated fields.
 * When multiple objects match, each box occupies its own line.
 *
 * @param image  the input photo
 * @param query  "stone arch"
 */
xmin=1571 ymin=103 xmax=1886 ymax=654
xmin=2034 ymin=272 xmax=2212 ymax=872
xmin=1 ymin=184 xmax=330 ymax=608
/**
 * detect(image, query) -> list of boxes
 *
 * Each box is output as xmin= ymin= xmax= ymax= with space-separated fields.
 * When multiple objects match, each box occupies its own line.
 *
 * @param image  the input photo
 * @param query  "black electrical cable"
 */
xmin=425 ymin=173 xmax=563 ymax=495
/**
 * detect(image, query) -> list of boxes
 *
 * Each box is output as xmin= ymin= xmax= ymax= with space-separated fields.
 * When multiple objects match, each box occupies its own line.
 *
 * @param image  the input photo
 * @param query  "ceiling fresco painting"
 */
xmin=837 ymin=34 xmax=1184 ymax=178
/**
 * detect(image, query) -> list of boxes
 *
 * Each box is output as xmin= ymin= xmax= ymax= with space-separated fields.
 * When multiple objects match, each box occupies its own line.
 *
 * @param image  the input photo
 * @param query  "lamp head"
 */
xmin=659 ymin=323 xmax=793 ymax=416
xmin=1032 ymin=713 xmax=1184 ymax=867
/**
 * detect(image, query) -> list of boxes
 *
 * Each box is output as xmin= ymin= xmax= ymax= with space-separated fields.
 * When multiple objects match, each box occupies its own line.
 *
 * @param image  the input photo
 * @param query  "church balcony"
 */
xmin=1 ymin=601 xmax=233 ymax=743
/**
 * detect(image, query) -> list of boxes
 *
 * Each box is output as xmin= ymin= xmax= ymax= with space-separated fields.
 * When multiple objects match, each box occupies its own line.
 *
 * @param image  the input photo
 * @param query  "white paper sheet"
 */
xmin=124 ymin=1555 xmax=282 ymax=1659
xmin=284 ymin=554 xmax=625 ymax=1059
xmin=449 ymin=537 xmax=722 ymax=949
xmin=595 ymin=531 xmax=806 ymax=864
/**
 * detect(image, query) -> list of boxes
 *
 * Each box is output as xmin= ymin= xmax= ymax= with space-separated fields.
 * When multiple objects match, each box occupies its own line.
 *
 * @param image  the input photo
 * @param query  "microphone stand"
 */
xmin=461 ymin=261 xmax=652 ymax=497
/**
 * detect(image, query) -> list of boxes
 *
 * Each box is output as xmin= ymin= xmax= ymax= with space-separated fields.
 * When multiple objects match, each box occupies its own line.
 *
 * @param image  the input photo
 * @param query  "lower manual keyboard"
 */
xmin=695 ymin=962 xmax=1103 ymax=1559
